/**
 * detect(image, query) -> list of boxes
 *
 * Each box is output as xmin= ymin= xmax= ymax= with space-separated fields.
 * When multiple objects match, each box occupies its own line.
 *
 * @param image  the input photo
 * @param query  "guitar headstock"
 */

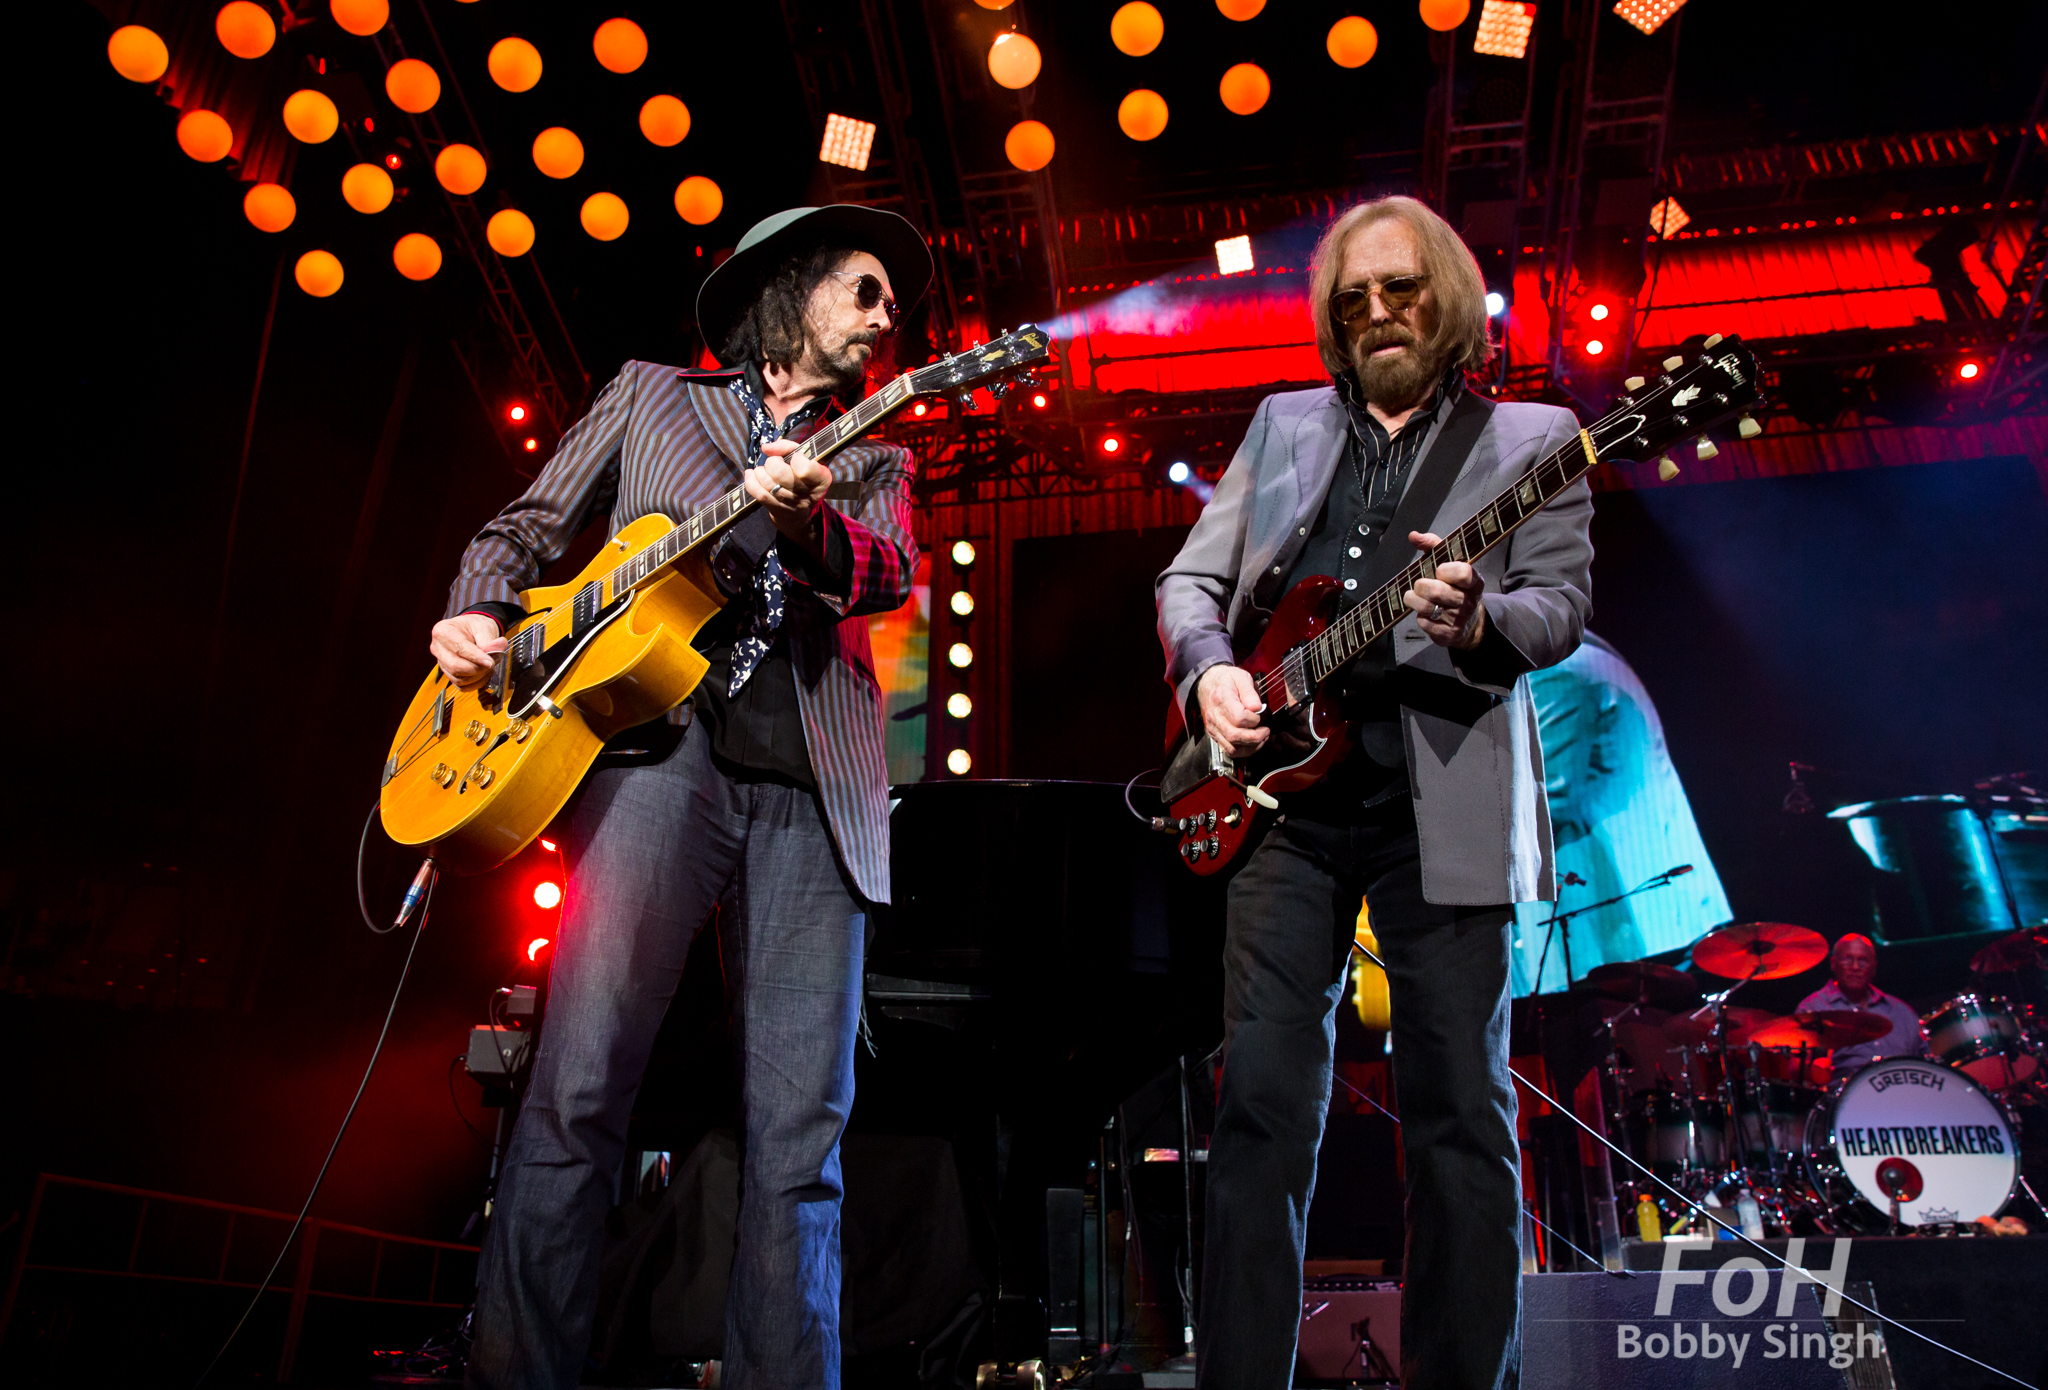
xmin=908 ymin=323 xmax=1054 ymax=403
xmin=1591 ymin=333 xmax=1767 ymax=480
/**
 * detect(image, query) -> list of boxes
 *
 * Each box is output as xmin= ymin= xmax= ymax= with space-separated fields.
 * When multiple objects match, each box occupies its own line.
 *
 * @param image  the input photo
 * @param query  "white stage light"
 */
xmin=819 ymin=114 xmax=877 ymax=171
xmin=1473 ymin=0 xmax=1535 ymax=59
xmin=1214 ymin=235 xmax=1253 ymax=275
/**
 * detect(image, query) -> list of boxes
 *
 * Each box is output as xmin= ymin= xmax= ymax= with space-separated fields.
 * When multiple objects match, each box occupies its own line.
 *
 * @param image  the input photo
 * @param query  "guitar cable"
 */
xmin=193 ymin=806 xmax=438 ymax=1388
xmin=1348 ymin=939 xmax=2038 ymax=1388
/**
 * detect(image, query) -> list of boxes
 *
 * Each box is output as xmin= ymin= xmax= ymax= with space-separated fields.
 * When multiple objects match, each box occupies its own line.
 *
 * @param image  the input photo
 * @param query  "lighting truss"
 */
xmin=1612 ymin=0 xmax=1685 ymax=36
xmin=819 ymin=113 xmax=877 ymax=172
xmin=1648 ymin=195 xmax=1690 ymax=237
xmin=1214 ymin=235 xmax=1253 ymax=276
xmin=1473 ymin=0 xmax=1535 ymax=59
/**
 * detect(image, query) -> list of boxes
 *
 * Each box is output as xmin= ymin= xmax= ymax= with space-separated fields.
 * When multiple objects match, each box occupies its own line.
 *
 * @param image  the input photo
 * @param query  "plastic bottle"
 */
xmin=1736 ymin=1188 xmax=1764 ymax=1240
xmin=1636 ymin=1194 xmax=1663 ymax=1242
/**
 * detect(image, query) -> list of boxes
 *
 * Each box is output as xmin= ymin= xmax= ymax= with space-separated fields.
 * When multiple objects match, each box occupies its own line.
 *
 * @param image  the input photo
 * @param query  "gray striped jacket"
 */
xmin=443 ymin=360 xmax=918 ymax=904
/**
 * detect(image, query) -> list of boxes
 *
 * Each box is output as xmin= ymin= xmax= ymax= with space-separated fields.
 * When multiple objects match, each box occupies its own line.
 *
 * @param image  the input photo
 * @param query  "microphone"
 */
xmin=1562 ymin=871 xmax=1587 ymax=886
xmin=393 ymin=857 xmax=436 ymax=931
xmin=1661 ymin=864 xmax=1694 ymax=879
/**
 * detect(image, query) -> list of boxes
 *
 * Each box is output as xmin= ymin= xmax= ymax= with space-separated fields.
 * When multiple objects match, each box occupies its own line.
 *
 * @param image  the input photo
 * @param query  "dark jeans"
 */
xmin=1196 ymin=794 xmax=1521 ymax=1390
xmin=466 ymin=721 xmax=866 ymax=1390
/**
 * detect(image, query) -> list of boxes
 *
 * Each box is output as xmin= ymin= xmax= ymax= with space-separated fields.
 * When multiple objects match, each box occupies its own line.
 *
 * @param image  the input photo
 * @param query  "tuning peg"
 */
xmin=1662 ymin=355 xmax=1684 ymax=371
xmin=1737 ymin=415 xmax=1761 ymax=438
xmin=1657 ymin=455 xmax=1680 ymax=481
xmin=1704 ymin=333 xmax=1724 ymax=348
xmin=987 ymin=379 xmax=1012 ymax=399
xmin=1695 ymin=435 xmax=1719 ymax=460
xmin=1624 ymin=375 xmax=1646 ymax=392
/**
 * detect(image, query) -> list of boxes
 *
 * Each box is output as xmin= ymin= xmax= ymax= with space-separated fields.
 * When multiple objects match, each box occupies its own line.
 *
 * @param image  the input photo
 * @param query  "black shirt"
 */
xmin=1284 ymin=375 xmax=1460 ymax=788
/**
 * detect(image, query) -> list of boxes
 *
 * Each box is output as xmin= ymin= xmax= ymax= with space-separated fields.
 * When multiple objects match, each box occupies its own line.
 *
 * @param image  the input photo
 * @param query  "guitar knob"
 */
xmin=507 ymin=717 xmax=532 ymax=743
xmin=1206 ymin=809 xmax=1218 ymax=831
xmin=430 ymin=762 xmax=456 ymax=789
xmin=466 ymin=766 xmax=495 ymax=789
xmin=1657 ymin=456 xmax=1680 ymax=481
xmin=1206 ymin=837 xmax=1220 ymax=859
xmin=466 ymin=719 xmax=488 ymax=744
xmin=1224 ymin=804 xmax=1243 ymax=828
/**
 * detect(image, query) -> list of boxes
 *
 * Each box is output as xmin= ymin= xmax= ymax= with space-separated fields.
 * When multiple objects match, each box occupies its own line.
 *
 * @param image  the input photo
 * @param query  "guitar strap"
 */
xmin=1351 ymin=385 xmax=1496 ymax=599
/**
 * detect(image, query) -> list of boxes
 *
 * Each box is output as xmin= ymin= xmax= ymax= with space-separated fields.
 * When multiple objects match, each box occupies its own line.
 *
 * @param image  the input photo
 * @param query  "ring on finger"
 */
xmin=1431 ymin=602 xmax=1446 ymax=622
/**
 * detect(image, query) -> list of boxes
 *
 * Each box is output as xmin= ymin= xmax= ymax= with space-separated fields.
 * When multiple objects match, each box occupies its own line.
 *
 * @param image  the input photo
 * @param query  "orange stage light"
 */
xmin=673 ymin=176 xmax=724 ymax=225
xmin=913 ymin=401 xmax=929 ymax=416
xmin=216 ymin=2 xmax=276 ymax=59
xmin=1005 ymin=119 xmax=1055 ymax=172
xmin=1613 ymin=0 xmax=1685 ymax=35
xmin=108 ymin=26 xmax=169 ymax=83
xmin=342 ymin=162 xmax=394 ymax=213
xmin=393 ymin=232 xmax=443 ymax=281
xmin=523 ymin=437 xmax=539 ymax=452
xmin=581 ymin=192 xmax=630 ymax=241
xmin=532 ymin=126 xmax=584 ymax=179
xmin=819 ymin=114 xmax=878 ymax=172
xmin=973 ymin=0 xmax=1014 ymax=7
xmin=330 ymin=0 xmax=389 ymax=38
xmin=385 ymin=58 xmax=441 ymax=113
xmin=1326 ymin=16 xmax=1378 ymax=67
xmin=593 ymin=18 xmax=648 ymax=73
xmin=283 ymin=89 xmax=339 ymax=143
xmin=1473 ymin=0 xmax=1534 ymax=58
xmin=1032 ymin=393 xmax=1048 ymax=408
xmin=1118 ymin=89 xmax=1169 ymax=142
xmin=1101 ymin=435 xmax=1122 ymax=454
xmin=435 ymin=143 xmax=487 ymax=195
xmin=487 ymin=208 xmax=536 ymax=256
xmin=489 ymin=37 xmax=543 ymax=93
xmin=1218 ymin=63 xmax=1271 ymax=115
xmin=1216 ymin=0 xmax=1265 ymax=17
xmin=177 ymin=110 xmax=234 ymax=163
xmin=295 ymin=250 xmax=344 ymax=297
xmin=988 ymin=32 xmax=1041 ymax=89
xmin=1110 ymin=3 xmax=1164 ymax=56
xmin=243 ymin=183 xmax=296 ymax=232
xmin=640 ymin=94 xmax=691 ymax=147
xmin=1419 ymin=0 xmax=1472 ymax=31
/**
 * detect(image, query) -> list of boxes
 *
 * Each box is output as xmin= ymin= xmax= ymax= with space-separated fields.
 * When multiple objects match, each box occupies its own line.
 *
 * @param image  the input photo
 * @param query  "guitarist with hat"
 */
xmin=1156 ymin=196 xmax=1593 ymax=1390
xmin=432 ymin=205 xmax=929 ymax=1390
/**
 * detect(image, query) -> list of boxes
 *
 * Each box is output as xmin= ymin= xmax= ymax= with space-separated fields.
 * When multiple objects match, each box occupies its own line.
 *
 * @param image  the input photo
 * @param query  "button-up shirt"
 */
xmin=1794 ymin=980 xmax=1927 ymax=1075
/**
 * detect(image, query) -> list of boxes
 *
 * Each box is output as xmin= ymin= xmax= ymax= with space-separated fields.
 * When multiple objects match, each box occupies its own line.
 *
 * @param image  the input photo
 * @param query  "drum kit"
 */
xmin=1592 ymin=920 xmax=2046 ymax=1236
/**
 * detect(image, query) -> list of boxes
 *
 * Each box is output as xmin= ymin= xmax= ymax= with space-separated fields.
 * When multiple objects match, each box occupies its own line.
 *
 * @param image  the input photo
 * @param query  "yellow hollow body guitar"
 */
xmin=379 ymin=326 xmax=1050 ymax=872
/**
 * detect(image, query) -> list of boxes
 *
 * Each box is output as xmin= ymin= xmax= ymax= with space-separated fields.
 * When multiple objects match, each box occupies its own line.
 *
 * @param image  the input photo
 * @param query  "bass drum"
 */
xmin=1805 ymin=1057 xmax=2018 ymax=1233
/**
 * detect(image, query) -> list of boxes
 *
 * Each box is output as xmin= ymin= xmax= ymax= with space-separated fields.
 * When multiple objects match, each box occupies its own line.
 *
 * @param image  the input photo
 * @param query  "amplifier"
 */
xmin=1296 ymin=1277 xmax=1400 ymax=1385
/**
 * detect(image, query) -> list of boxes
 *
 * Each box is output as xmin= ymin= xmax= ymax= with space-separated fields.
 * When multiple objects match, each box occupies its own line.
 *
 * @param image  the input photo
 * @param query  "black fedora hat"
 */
xmin=695 ymin=204 xmax=933 ymax=363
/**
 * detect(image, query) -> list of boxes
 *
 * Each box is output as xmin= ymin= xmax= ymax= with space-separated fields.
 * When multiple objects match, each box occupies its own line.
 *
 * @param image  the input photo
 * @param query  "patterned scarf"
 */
xmin=724 ymin=376 xmax=830 ymax=695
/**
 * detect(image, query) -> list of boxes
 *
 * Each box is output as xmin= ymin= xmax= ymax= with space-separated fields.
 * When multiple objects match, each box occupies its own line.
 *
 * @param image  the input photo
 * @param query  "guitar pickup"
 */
xmin=430 ymin=687 xmax=452 ymax=737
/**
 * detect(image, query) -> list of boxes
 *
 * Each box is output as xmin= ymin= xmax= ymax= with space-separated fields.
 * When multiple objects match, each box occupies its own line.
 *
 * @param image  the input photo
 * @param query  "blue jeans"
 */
xmin=466 ymin=719 xmax=866 ymax=1390
xmin=1197 ymin=795 xmax=1521 ymax=1390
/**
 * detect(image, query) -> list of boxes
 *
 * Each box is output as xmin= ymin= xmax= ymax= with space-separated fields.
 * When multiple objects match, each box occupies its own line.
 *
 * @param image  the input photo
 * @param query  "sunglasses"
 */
xmin=1329 ymin=273 xmax=1431 ymax=323
xmin=831 ymin=270 xmax=899 ymax=324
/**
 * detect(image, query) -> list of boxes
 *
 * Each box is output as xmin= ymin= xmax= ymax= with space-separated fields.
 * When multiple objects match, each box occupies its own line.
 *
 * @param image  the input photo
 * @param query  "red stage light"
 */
xmin=913 ymin=401 xmax=928 ymax=416
xmin=1584 ymin=339 xmax=1605 ymax=355
xmin=509 ymin=404 xmax=527 ymax=421
xmin=526 ymin=936 xmax=551 ymax=961
xmin=385 ymin=153 xmax=402 ymax=170
xmin=523 ymin=437 xmax=539 ymax=452
xmin=1031 ymin=392 xmax=1048 ymax=408
xmin=533 ymin=881 xmax=562 ymax=909
xmin=1588 ymin=302 xmax=1610 ymax=321
xmin=539 ymin=838 xmax=557 ymax=851
xmin=1958 ymin=361 xmax=1980 ymax=380
xmin=1101 ymin=435 xmax=1122 ymax=454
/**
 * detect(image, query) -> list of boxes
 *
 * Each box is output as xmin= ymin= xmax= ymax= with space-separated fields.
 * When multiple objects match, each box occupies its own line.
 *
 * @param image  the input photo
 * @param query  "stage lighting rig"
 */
xmin=1613 ymin=0 xmax=1685 ymax=35
xmin=1473 ymin=1 xmax=1535 ymax=59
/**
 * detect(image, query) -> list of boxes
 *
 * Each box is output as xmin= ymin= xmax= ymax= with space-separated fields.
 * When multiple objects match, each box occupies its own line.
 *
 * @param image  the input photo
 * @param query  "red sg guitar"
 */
xmin=1159 ymin=334 xmax=1767 ymax=876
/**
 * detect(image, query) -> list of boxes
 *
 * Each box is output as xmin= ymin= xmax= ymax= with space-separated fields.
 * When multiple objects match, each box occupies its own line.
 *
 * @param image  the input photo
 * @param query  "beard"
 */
xmin=1349 ymin=325 xmax=1440 ymax=412
xmin=810 ymin=329 xmax=884 ymax=400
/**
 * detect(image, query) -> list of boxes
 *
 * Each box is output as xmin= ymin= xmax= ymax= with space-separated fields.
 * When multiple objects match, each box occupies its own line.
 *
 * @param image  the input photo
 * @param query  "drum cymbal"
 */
xmin=1666 ymin=1004 xmax=1779 ymax=1046
xmin=1691 ymin=921 xmax=1829 ymax=980
xmin=1586 ymin=960 xmax=1703 ymax=1007
xmin=1969 ymin=924 xmax=2048 ymax=974
xmin=1738 ymin=1009 xmax=1893 ymax=1050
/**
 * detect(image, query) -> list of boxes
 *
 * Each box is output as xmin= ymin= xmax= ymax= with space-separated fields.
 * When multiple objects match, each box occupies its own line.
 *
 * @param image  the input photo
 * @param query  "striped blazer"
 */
xmin=443 ymin=360 xmax=919 ymax=904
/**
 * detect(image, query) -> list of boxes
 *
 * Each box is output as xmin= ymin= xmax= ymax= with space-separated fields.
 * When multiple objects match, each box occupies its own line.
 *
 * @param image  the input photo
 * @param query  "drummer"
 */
xmin=1796 ymin=934 xmax=1927 ymax=1073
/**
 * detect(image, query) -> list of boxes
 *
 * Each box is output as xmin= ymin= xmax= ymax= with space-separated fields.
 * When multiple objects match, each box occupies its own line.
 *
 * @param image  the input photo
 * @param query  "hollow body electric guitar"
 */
xmin=1161 ymin=334 xmax=1766 ymax=876
xmin=379 ymin=326 xmax=1051 ymax=872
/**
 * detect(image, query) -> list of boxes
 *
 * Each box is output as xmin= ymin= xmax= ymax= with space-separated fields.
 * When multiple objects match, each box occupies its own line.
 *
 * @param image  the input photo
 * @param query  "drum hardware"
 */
xmin=1921 ymin=992 xmax=2041 ymax=1091
xmin=1875 ymin=1158 xmax=1923 ymax=1235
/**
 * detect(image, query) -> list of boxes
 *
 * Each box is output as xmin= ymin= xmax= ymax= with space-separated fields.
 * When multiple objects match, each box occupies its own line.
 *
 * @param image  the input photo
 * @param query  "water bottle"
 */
xmin=1736 ymin=1188 xmax=1764 ymax=1240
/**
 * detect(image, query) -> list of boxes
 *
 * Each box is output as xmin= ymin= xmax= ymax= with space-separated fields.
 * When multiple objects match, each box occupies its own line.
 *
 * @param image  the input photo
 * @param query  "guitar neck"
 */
xmin=1293 ymin=426 xmax=1599 ymax=690
xmin=604 ymin=373 xmax=923 ymax=601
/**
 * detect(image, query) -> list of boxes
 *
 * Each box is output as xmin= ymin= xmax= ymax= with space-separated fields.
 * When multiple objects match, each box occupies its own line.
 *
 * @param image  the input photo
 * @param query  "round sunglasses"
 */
xmin=1329 ymin=273 xmax=1431 ymax=324
xmin=830 ymin=270 xmax=900 ymax=324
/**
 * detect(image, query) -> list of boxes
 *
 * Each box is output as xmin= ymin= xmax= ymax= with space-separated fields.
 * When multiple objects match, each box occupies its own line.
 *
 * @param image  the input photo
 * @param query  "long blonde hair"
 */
xmin=1308 ymin=196 xmax=1493 ymax=381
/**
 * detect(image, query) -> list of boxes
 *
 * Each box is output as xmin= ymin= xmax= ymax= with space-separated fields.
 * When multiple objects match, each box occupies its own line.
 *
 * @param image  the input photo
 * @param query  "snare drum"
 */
xmin=1921 ymin=993 xmax=2038 ymax=1090
xmin=1805 ymin=1057 xmax=2017 ymax=1232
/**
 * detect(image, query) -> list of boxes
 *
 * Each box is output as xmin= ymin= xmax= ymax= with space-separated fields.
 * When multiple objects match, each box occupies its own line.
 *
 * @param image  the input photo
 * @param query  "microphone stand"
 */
xmin=1533 ymin=865 xmax=1695 ymax=993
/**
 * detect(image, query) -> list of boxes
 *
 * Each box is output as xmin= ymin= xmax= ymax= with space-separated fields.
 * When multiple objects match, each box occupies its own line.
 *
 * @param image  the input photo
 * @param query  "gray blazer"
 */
xmin=1156 ymin=386 xmax=1594 ymax=906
